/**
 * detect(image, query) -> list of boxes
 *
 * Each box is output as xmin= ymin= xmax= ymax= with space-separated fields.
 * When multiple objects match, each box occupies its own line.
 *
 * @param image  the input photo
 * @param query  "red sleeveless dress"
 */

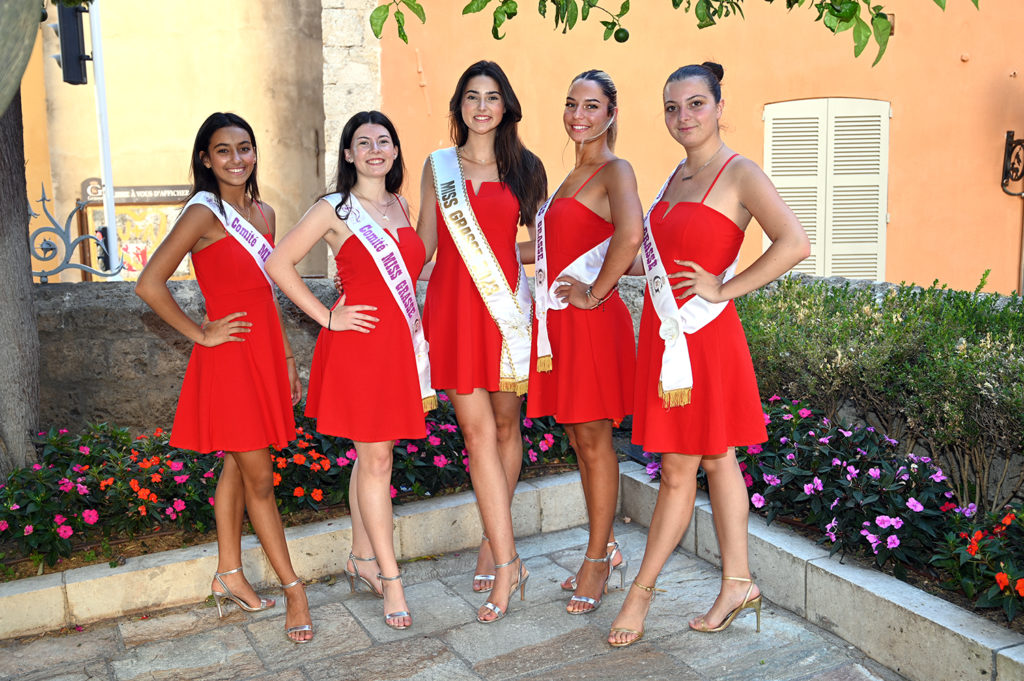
xmin=305 ymin=199 xmax=427 ymax=442
xmin=170 ymin=211 xmax=296 ymax=453
xmin=527 ymin=167 xmax=635 ymax=425
xmin=423 ymin=181 xmax=524 ymax=393
xmin=632 ymin=156 xmax=767 ymax=455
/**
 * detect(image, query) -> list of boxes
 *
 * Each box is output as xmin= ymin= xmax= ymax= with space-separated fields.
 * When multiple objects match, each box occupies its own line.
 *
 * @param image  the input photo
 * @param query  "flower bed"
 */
xmin=0 ymin=395 xmax=571 ymax=577
xmin=644 ymin=398 xmax=1024 ymax=624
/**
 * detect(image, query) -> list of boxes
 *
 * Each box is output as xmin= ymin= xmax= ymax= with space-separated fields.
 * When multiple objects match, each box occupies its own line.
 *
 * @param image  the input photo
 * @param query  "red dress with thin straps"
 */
xmin=305 ymin=197 xmax=428 ymax=441
xmin=527 ymin=166 xmax=635 ymax=424
xmin=170 ymin=203 xmax=296 ymax=453
xmin=632 ymin=155 xmax=767 ymax=455
xmin=423 ymin=181 xmax=524 ymax=393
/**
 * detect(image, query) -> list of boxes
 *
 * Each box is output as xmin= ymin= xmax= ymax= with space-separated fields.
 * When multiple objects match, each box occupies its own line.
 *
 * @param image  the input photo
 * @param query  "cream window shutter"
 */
xmin=763 ymin=98 xmax=890 ymax=280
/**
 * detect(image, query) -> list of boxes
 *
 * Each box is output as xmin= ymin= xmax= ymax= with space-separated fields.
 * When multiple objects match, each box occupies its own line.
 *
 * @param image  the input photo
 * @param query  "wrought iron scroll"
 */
xmin=1002 ymin=131 xmax=1024 ymax=198
xmin=30 ymin=185 xmax=123 ymax=283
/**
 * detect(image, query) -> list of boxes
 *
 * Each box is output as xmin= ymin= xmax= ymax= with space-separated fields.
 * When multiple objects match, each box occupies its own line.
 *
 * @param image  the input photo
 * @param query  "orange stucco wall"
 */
xmin=380 ymin=2 xmax=1024 ymax=294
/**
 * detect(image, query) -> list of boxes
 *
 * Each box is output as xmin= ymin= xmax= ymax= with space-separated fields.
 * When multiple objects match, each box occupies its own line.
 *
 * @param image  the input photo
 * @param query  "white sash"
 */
xmin=324 ymin=193 xmax=437 ymax=412
xmin=186 ymin=191 xmax=273 ymax=287
xmin=642 ymin=164 xmax=738 ymax=408
xmin=533 ymin=173 xmax=611 ymax=372
xmin=429 ymin=147 xmax=532 ymax=395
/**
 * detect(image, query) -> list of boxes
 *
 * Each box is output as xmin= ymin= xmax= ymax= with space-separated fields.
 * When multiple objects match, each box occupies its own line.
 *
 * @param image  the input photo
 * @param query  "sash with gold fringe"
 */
xmin=324 ymin=193 xmax=437 ymax=412
xmin=429 ymin=147 xmax=532 ymax=394
xmin=642 ymin=163 xmax=737 ymax=408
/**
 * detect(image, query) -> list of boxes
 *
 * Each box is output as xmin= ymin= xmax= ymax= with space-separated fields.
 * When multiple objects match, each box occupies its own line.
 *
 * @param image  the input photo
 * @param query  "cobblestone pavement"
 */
xmin=0 ymin=522 xmax=908 ymax=681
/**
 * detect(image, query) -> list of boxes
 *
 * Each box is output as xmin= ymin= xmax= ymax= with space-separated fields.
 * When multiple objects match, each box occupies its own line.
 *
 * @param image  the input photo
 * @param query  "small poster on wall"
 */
xmin=79 ymin=178 xmax=192 ymax=281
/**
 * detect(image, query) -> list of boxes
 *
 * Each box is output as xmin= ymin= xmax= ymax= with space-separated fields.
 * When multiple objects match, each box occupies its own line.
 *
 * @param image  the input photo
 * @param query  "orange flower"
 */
xmin=292 ymin=453 xmax=307 ymax=466
xmin=99 ymin=477 xmax=115 ymax=491
xmin=296 ymin=426 xmax=304 ymax=434
xmin=137 ymin=487 xmax=151 ymax=500
xmin=151 ymin=473 xmax=162 ymax=484
xmin=972 ymin=530 xmax=984 ymax=541
xmin=1002 ymin=512 xmax=1016 ymax=526
xmin=320 ymin=458 xmax=331 ymax=471
xmin=293 ymin=487 xmax=305 ymax=497
xmin=149 ymin=492 xmax=158 ymax=503
xmin=138 ymin=505 xmax=147 ymax=516
xmin=967 ymin=542 xmax=979 ymax=556
xmin=996 ymin=572 xmax=1010 ymax=590
xmin=272 ymin=472 xmax=281 ymax=486
xmin=154 ymin=427 xmax=164 ymax=437
xmin=129 ymin=479 xmax=140 ymax=492
xmin=1016 ymin=579 xmax=1024 ymax=597
xmin=311 ymin=489 xmax=323 ymax=502
xmin=310 ymin=463 xmax=321 ymax=473
xmin=276 ymin=457 xmax=287 ymax=469
xmin=296 ymin=440 xmax=309 ymax=449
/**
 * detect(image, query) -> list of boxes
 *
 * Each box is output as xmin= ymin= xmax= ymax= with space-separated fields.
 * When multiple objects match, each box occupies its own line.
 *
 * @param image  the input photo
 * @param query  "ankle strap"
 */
xmin=281 ymin=578 xmax=304 ymax=589
xmin=348 ymin=552 xmax=377 ymax=562
xmin=583 ymin=553 xmax=610 ymax=563
xmin=377 ymin=573 xmax=403 ymax=582
xmin=723 ymin=576 xmax=752 ymax=583
xmin=632 ymin=581 xmax=666 ymax=594
xmin=214 ymin=566 xmax=244 ymax=577
xmin=494 ymin=553 xmax=520 ymax=570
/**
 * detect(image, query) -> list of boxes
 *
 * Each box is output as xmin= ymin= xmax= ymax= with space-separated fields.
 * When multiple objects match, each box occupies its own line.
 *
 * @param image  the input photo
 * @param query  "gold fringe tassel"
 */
xmin=658 ymin=382 xmax=692 ymax=408
xmin=536 ymin=355 xmax=553 ymax=372
xmin=422 ymin=394 xmax=438 ymax=412
xmin=499 ymin=377 xmax=530 ymax=396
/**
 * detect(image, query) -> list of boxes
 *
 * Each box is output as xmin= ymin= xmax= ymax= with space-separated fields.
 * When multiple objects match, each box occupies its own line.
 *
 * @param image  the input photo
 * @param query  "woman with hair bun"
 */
xmin=528 ymin=68 xmax=643 ymax=616
xmin=607 ymin=62 xmax=809 ymax=647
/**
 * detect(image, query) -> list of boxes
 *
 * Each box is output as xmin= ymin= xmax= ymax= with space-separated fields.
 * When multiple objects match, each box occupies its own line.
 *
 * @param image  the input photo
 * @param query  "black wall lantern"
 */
xmin=1002 ymin=131 xmax=1024 ymax=197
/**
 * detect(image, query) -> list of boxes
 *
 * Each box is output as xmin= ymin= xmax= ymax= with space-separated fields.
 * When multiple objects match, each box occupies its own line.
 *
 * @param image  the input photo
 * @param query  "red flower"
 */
xmin=1001 ymin=512 xmax=1016 ymax=526
xmin=293 ymin=487 xmax=305 ymax=497
xmin=940 ymin=502 xmax=956 ymax=512
xmin=996 ymin=572 xmax=1010 ymax=590
xmin=311 ymin=489 xmax=323 ymax=502
xmin=138 ymin=505 xmax=147 ymax=516
xmin=1016 ymin=579 xmax=1024 ymax=597
xmin=295 ymin=440 xmax=309 ymax=449
xmin=272 ymin=472 xmax=281 ymax=487
xmin=292 ymin=453 xmax=307 ymax=466
xmin=153 ymin=427 xmax=164 ymax=437
xmin=276 ymin=457 xmax=287 ymax=469
xmin=150 ymin=473 xmax=162 ymax=484
xmin=99 ymin=477 xmax=114 ymax=491
xmin=137 ymin=487 xmax=151 ymax=500
xmin=129 ymin=479 xmax=140 ymax=492
xmin=149 ymin=492 xmax=158 ymax=503
xmin=320 ymin=458 xmax=331 ymax=471
xmin=967 ymin=542 xmax=979 ymax=556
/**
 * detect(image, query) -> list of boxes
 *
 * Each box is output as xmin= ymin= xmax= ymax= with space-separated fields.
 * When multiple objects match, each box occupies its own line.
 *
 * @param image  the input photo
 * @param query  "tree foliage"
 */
xmin=369 ymin=0 xmax=981 ymax=66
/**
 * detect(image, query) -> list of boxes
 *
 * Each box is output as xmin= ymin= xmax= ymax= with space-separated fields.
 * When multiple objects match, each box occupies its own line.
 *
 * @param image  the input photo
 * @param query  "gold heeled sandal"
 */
xmin=689 ymin=576 xmax=762 ymax=633
xmin=378 ymin=572 xmax=412 ymax=630
xmin=472 ymin=534 xmax=495 ymax=594
xmin=477 ymin=553 xmax=528 ymax=624
xmin=608 ymin=580 xmax=664 ymax=648
xmin=211 ymin=567 xmax=275 ymax=617
xmin=562 ymin=541 xmax=627 ymax=592
xmin=281 ymin=579 xmax=314 ymax=644
xmin=343 ymin=552 xmax=383 ymax=598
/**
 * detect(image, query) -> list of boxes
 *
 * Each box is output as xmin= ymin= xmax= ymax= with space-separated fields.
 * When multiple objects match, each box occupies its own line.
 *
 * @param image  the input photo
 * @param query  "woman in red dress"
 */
xmin=526 ymin=70 xmax=643 ymax=615
xmin=606 ymin=63 xmax=810 ymax=647
xmin=267 ymin=111 xmax=427 ymax=631
xmin=418 ymin=61 xmax=546 ymax=623
xmin=135 ymin=113 xmax=312 ymax=643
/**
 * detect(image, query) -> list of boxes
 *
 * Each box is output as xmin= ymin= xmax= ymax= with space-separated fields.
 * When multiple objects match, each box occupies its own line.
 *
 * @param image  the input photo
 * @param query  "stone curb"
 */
xmin=618 ymin=462 xmax=1024 ymax=681
xmin=0 ymin=470 xmax=591 ymax=641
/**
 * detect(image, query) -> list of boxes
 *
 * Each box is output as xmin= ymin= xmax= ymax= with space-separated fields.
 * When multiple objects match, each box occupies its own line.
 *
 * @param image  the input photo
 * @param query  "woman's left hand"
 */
xmin=287 ymin=358 xmax=302 ymax=406
xmin=554 ymin=275 xmax=592 ymax=310
xmin=669 ymin=260 xmax=728 ymax=303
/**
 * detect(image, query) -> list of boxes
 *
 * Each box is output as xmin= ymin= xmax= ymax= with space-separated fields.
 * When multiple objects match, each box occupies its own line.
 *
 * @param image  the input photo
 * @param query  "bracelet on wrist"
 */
xmin=585 ymin=284 xmax=618 ymax=309
xmin=327 ymin=309 xmax=333 ymax=330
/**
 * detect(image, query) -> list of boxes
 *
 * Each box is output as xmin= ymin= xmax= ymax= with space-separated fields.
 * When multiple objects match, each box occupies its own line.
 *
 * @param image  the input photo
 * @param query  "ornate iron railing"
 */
xmin=30 ymin=185 xmax=122 ymax=283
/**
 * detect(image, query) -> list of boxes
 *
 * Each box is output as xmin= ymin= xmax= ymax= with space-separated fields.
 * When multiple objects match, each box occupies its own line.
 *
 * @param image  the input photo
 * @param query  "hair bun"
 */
xmin=701 ymin=61 xmax=724 ymax=83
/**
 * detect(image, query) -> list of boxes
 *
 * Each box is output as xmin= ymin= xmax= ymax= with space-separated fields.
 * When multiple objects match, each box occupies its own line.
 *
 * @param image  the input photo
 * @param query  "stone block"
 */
xmin=806 ymin=555 xmax=1024 ymax=681
xmin=321 ymin=9 xmax=365 ymax=47
xmin=745 ymin=514 xmax=829 ymax=617
xmin=394 ymin=489 xmax=482 ymax=558
xmin=281 ymin=516 xmax=353 ymax=580
xmin=510 ymin=481 xmax=542 ymax=537
xmin=530 ymin=471 xmax=586 ymax=532
xmin=111 ymin=625 xmax=263 ymax=680
xmin=245 ymin=602 xmax=371 ymax=671
xmin=619 ymin=466 xmax=657 ymax=528
xmin=998 ymin=643 xmax=1024 ymax=681
xmin=306 ymin=636 xmax=473 ymax=681
xmin=0 ymin=571 xmax=67 ymax=639
xmin=0 ymin=624 xmax=120 ymax=678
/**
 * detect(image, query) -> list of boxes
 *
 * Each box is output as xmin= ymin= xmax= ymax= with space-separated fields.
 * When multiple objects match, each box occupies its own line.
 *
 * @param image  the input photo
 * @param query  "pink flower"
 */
xmin=779 ymin=437 xmax=789 ymax=444
xmin=76 ymin=484 xmax=89 ymax=495
xmin=174 ymin=474 xmax=189 ymax=484
xmin=433 ymin=454 xmax=449 ymax=468
xmin=528 ymin=449 xmax=538 ymax=463
xmin=389 ymin=485 xmax=398 ymax=499
xmin=428 ymin=435 xmax=441 ymax=446
xmin=78 ymin=445 xmax=90 ymax=455
xmin=751 ymin=493 xmax=765 ymax=508
xmin=438 ymin=393 xmax=450 ymax=402
xmin=832 ymin=458 xmax=842 ymax=466
xmin=763 ymin=413 xmax=771 ymax=425
xmin=203 ymin=470 xmax=215 ymax=478
xmin=24 ymin=525 xmax=33 ymax=536
xmin=58 ymin=478 xmax=74 ymax=493
xmin=785 ymin=453 xmax=796 ymax=461
xmin=768 ymin=394 xmax=781 ymax=402
xmin=782 ymin=414 xmax=793 ymax=421
xmin=522 ymin=417 xmax=533 ymax=428
xmin=82 ymin=510 xmax=98 ymax=525
xmin=747 ymin=444 xmax=763 ymax=455
xmin=818 ymin=436 xmax=831 ymax=444
xmin=803 ymin=483 xmax=815 ymax=495
xmin=32 ymin=464 xmax=42 ymax=471
xmin=407 ymin=444 xmax=419 ymax=454
xmin=208 ymin=497 xmax=216 ymax=506
xmin=335 ymin=457 xmax=350 ymax=467
xmin=839 ymin=428 xmax=852 ymax=437
xmin=830 ymin=497 xmax=840 ymax=510
xmin=813 ymin=477 xmax=823 ymax=491
xmin=743 ymin=473 xmax=753 ymax=487
xmin=172 ymin=499 xmax=186 ymax=512
xmin=440 ymin=423 xmax=458 ymax=433
xmin=54 ymin=514 xmax=67 ymax=525
xmin=906 ymin=498 xmax=924 ymax=512
xmin=346 ymin=448 xmax=358 ymax=460
xmin=798 ymin=408 xmax=812 ymax=418
xmin=930 ymin=469 xmax=947 ymax=483
xmin=763 ymin=473 xmax=781 ymax=486
xmin=57 ymin=525 xmax=74 ymax=539
xmin=646 ymin=461 xmax=661 ymax=478
xmin=868 ymin=467 xmax=881 ymax=479
xmin=9 ymin=504 xmax=19 ymax=511
xmin=890 ymin=516 xmax=904 ymax=529
xmin=886 ymin=535 xmax=900 ymax=549
xmin=875 ymin=515 xmax=892 ymax=529
xmin=168 ymin=460 xmax=184 ymax=472
xmin=164 ymin=508 xmax=177 ymax=520
xmin=0 ymin=520 xmax=7 ymax=531
xmin=58 ymin=429 xmax=69 ymax=434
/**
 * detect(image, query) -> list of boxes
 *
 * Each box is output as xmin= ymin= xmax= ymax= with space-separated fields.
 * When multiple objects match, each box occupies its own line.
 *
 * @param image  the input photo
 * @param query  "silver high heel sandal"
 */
xmin=567 ymin=551 xmax=612 ymax=615
xmin=344 ymin=552 xmax=383 ymax=598
xmin=562 ymin=541 xmax=627 ymax=592
xmin=472 ymin=534 xmax=495 ymax=593
xmin=477 ymin=553 xmax=528 ymax=624
xmin=211 ymin=567 xmax=275 ymax=617
xmin=378 ymin=572 xmax=412 ymax=630
xmin=281 ymin=579 xmax=313 ymax=644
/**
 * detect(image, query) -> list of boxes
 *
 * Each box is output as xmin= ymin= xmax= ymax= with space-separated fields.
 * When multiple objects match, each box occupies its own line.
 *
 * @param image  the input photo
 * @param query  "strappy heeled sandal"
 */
xmin=561 ymin=541 xmax=627 ymax=592
xmin=281 ymin=579 xmax=313 ymax=644
xmin=608 ymin=580 xmax=664 ymax=648
xmin=211 ymin=566 xmax=275 ymax=617
xmin=566 ymin=551 xmax=613 ymax=615
xmin=477 ymin=553 xmax=528 ymax=624
xmin=472 ymin=534 xmax=495 ymax=593
xmin=689 ymin=576 xmax=762 ymax=633
xmin=343 ymin=552 xmax=383 ymax=598
xmin=378 ymin=572 xmax=412 ymax=630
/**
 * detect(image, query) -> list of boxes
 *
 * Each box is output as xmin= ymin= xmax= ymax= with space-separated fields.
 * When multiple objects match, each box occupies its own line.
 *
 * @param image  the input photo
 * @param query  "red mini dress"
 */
xmin=527 ymin=169 xmax=635 ymax=425
xmin=171 ymin=212 xmax=296 ymax=453
xmin=305 ymin=200 xmax=428 ymax=442
xmin=423 ymin=181 xmax=524 ymax=394
xmin=632 ymin=156 xmax=767 ymax=455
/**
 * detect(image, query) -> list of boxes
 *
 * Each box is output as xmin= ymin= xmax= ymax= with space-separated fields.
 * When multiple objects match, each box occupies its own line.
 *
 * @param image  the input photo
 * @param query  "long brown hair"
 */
xmin=448 ymin=61 xmax=546 ymax=225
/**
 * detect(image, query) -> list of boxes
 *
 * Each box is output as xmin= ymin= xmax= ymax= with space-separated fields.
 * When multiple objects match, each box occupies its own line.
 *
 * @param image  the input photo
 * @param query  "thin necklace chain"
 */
xmin=226 ymin=196 xmax=252 ymax=223
xmin=679 ymin=142 xmax=726 ymax=181
xmin=354 ymin=191 xmax=396 ymax=222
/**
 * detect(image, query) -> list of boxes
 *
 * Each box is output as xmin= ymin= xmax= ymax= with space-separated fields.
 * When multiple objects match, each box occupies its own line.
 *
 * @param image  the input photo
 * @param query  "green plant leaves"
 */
xmin=402 ymin=0 xmax=426 ymax=22
xmin=369 ymin=3 xmax=390 ymax=38
xmin=463 ymin=0 xmax=492 ymax=13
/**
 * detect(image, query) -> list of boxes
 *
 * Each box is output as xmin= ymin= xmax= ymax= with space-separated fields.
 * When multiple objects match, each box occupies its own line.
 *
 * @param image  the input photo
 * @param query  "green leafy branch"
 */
xmin=368 ymin=0 xmax=981 ymax=64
